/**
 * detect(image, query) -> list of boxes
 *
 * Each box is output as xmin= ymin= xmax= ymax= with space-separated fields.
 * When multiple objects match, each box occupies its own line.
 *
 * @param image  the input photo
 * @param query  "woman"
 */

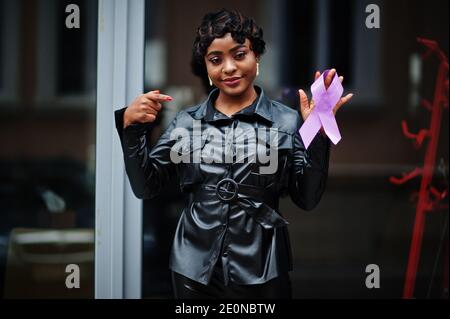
xmin=114 ymin=9 xmax=353 ymax=299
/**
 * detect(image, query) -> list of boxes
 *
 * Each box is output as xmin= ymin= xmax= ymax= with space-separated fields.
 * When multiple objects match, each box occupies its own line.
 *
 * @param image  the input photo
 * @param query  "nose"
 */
xmin=222 ymin=58 xmax=237 ymax=75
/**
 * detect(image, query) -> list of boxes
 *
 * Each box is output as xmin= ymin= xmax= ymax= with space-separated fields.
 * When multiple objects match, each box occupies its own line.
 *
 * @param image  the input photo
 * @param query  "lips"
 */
xmin=223 ymin=76 xmax=242 ymax=87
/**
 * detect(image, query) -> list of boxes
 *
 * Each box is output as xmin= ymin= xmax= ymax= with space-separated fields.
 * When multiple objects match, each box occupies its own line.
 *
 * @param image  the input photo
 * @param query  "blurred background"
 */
xmin=0 ymin=0 xmax=447 ymax=299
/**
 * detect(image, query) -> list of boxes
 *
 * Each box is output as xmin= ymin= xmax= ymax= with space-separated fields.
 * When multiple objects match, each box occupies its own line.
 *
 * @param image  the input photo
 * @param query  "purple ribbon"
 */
xmin=299 ymin=69 xmax=343 ymax=149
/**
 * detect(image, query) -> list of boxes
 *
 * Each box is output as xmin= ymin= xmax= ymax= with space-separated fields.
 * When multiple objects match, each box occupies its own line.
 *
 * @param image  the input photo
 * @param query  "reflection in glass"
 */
xmin=0 ymin=0 xmax=97 ymax=298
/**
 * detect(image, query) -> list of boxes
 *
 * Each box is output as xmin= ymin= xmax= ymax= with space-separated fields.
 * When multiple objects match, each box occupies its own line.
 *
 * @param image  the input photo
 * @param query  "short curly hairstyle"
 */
xmin=191 ymin=9 xmax=266 ymax=90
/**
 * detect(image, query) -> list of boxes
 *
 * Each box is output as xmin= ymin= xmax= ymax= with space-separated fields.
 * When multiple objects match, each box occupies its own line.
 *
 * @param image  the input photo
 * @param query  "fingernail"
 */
xmin=166 ymin=96 xmax=173 ymax=101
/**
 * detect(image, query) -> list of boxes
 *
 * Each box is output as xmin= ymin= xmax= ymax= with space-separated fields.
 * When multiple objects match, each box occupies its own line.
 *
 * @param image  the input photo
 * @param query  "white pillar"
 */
xmin=95 ymin=0 xmax=145 ymax=299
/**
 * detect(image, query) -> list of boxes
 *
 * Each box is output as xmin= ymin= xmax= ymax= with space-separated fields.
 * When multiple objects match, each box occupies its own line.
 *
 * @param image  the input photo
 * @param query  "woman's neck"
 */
xmin=215 ymin=86 xmax=258 ymax=117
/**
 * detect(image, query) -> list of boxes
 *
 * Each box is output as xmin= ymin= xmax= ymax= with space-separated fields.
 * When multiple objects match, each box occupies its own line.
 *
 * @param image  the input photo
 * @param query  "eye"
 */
xmin=235 ymin=51 xmax=247 ymax=60
xmin=209 ymin=57 xmax=221 ymax=65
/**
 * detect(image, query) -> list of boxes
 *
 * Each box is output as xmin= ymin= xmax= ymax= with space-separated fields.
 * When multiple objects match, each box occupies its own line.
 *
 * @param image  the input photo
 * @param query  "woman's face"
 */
xmin=204 ymin=33 xmax=258 ymax=97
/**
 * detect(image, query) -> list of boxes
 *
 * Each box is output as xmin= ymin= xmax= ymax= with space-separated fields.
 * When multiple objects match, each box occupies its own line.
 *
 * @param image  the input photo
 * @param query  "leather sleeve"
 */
xmin=114 ymin=107 xmax=179 ymax=199
xmin=288 ymin=116 xmax=331 ymax=211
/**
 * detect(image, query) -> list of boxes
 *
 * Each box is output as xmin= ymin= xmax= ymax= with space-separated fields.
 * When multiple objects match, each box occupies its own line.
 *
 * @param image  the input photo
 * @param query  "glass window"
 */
xmin=0 ymin=5 xmax=3 ymax=90
xmin=56 ymin=0 xmax=86 ymax=95
xmin=0 ymin=0 xmax=97 ymax=298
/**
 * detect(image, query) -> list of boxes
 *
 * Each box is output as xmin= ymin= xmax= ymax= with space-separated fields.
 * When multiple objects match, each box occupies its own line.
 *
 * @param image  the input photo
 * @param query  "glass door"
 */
xmin=0 ymin=0 xmax=97 ymax=298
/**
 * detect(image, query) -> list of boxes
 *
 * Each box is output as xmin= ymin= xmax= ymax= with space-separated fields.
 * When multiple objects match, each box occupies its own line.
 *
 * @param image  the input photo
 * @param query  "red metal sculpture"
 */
xmin=389 ymin=38 xmax=448 ymax=299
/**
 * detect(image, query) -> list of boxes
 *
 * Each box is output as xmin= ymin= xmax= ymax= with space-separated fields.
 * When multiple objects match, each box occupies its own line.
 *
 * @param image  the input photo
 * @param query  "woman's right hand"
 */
xmin=123 ymin=89 xmax=173 ymax=128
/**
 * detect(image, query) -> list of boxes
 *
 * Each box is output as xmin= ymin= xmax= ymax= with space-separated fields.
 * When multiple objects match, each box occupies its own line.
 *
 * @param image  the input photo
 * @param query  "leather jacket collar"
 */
xmin=187 ymin=85 xmax=273 ymax=124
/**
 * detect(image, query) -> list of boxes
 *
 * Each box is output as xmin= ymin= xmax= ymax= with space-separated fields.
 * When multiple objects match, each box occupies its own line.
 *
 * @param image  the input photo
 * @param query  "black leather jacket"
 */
xmin=114 ymin=86 xmax=331 ymax=285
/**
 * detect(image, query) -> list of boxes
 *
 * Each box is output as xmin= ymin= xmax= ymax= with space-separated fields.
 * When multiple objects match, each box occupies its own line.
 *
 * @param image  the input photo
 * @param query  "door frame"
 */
xmin=95 ymin=0 xmax=145 ymax=299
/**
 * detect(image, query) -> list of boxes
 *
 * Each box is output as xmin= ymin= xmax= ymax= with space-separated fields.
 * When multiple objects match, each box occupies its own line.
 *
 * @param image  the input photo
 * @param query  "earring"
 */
xmin=208 ymin=75 xmax=213 ymax=86
xmin=256 ymin=63 xmax=260 ymax=76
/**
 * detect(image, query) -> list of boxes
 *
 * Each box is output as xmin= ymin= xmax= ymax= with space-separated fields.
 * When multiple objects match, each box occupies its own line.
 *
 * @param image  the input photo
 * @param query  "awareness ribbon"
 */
xmin=299 ymin=69 xmax=343 ymax=149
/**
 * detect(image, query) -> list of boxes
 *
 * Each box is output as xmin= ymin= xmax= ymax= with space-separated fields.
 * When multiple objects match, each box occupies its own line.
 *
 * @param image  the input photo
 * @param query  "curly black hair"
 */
xmin=191 ymin=9 xmax=266 ymax=92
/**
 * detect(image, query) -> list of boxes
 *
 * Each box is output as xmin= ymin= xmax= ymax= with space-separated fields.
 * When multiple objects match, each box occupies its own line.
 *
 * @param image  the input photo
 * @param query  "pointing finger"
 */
xmin=144 ymin=91 xmax=173 ymax=102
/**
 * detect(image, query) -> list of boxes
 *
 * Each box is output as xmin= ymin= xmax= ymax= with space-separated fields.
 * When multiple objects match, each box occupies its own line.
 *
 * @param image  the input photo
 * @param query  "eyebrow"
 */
xmin=206 ymin=44 xmax=247 ymax=57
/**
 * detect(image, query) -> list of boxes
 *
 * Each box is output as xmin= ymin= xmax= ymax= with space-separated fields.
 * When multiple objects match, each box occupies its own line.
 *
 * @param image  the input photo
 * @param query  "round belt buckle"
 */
xmin=216 ymin=178 xmax=238 ymax=202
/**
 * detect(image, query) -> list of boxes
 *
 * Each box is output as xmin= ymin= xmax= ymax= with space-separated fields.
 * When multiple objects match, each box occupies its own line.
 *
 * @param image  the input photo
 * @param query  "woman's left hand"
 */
xmin=298 ymin=68 xmax=354 ymax=122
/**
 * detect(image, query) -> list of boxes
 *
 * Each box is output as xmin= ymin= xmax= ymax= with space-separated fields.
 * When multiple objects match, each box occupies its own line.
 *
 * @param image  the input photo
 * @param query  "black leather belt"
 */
xmin=190 ymin=178 xmax=288 ymax=229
